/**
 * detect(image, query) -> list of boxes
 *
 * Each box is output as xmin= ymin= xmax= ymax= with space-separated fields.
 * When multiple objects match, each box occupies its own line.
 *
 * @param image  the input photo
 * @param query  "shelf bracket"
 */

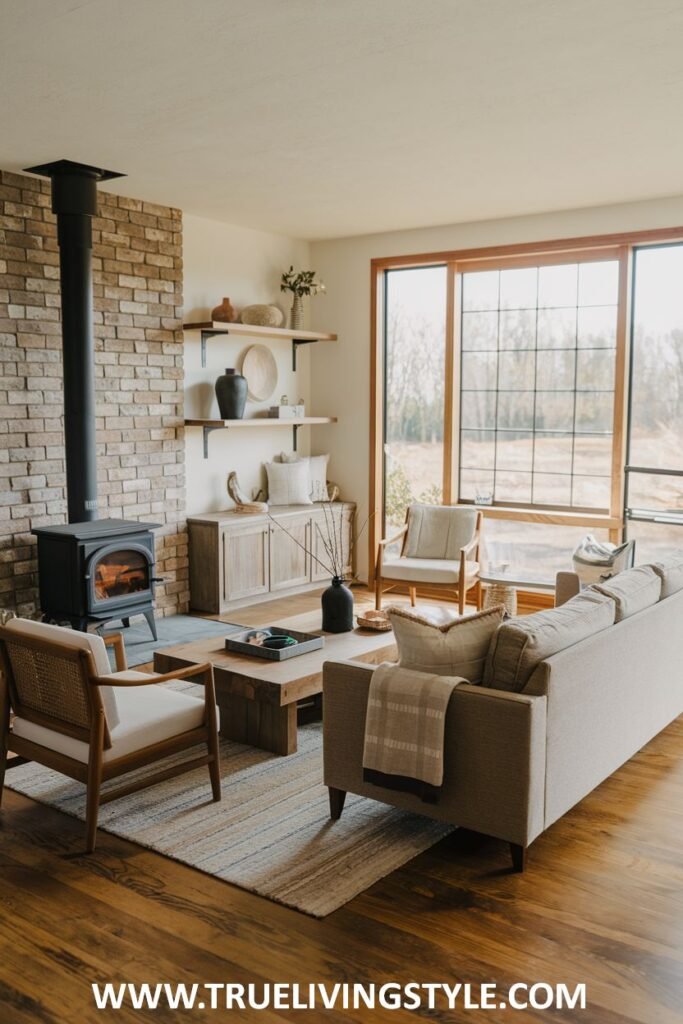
xmin=292 ymin=424 xmax=300 ymax=451
xmin=200 ymin=328 xmax=229 ymax=368
xmin=292 ymin=338 xmax=317 ymax=371
xmin=202 ymin=424 xmax=223 ymax=458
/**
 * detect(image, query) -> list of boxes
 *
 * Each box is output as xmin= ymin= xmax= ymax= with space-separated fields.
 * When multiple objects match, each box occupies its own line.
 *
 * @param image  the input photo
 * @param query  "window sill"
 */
xmin=474 ymin=505 xmax=622 ymax=529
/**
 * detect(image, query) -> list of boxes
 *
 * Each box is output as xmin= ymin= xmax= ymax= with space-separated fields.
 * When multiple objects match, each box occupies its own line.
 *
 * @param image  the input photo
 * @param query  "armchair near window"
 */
xmin=375 ymin=504 xmax=483 ymax=613
xmin=0 ymin=618 xmax=221 ymax=852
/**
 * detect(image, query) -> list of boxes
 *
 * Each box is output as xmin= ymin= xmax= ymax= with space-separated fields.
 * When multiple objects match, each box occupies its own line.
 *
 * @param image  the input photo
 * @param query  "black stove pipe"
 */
xmin=24 ymin=159 xmax=125 ymax=523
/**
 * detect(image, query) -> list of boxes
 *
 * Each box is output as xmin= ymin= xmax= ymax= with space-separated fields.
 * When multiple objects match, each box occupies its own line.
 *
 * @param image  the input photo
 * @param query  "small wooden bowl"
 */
xmin=356 ymin=610 xmax=392 ymax=631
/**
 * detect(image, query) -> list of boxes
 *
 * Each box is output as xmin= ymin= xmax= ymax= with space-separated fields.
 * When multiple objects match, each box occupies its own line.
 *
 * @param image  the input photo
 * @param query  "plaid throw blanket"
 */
xmin=362 ymin=663 xmax=464 ymax=803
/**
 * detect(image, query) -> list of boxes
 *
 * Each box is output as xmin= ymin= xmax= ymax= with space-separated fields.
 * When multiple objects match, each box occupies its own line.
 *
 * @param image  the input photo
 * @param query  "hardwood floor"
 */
xmin=1 ymin=589 xmax=681 ymax=1023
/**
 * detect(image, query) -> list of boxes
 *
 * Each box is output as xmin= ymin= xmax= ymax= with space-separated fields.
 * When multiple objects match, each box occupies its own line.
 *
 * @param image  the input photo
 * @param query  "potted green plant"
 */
xmin=280 ymin=267 xmax=326 ymax=330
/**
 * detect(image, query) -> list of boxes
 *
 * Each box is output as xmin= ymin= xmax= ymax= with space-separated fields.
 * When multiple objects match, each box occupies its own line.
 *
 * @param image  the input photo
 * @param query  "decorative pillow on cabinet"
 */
xmin=278 ymin=451 xmax=330 ymax=502
xmin=265 ymin=461 xmax=313 ymax=506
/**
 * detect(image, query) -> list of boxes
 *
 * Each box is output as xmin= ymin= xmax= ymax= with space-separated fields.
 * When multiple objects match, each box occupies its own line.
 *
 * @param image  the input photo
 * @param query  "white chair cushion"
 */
xmin=11 ymin=673 xmax=213 ymax=764
xmin=382 ymin=557 xmax=479 ymax=585
xmin=404 ymin=504 xmax=478 ymax=560
xmin=5 ymin=617 xmax=120 ymax=729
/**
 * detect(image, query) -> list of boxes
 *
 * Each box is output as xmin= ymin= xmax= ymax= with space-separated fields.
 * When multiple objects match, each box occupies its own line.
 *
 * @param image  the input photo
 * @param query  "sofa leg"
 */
xmin=509 ymin=842 xmax=527 ymax=872
xmin=409 ymin=586 xmax=417 ymax=606
xmin=329 ymin=787 xmax=346 ymax=820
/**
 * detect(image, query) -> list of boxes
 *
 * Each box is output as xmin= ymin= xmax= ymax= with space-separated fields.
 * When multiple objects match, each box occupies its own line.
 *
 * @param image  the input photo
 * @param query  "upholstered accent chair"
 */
xmin=375 ymin=504 xmax=483 ymax=613
xmin=0 ymin=618 xmax=221 ymax=852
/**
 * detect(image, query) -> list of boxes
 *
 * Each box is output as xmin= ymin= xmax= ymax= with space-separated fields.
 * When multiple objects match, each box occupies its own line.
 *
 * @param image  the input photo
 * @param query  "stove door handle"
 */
xmin=151 ymin=576 xmax=167 ymax=583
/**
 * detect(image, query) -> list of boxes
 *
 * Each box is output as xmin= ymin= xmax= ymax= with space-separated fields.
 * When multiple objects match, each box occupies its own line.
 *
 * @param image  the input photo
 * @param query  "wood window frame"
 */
xmin=369 ymin=225 xmax=683 ymax=582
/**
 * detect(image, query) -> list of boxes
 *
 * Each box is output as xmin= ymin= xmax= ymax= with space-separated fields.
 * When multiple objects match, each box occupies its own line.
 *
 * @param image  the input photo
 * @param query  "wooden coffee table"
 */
xmin=153 ymin=610 xmax=396 ymax=756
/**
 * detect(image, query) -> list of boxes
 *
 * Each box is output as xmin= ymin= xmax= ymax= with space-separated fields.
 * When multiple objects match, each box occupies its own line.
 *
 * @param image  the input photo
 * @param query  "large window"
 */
xmin=458 ymin=255 xmax=619 ymax=510
xmin=383 ymin=266 xmax=447 ymax=533
xmin=374 ymin=231 xmax=683 ymax=578
xmin=626 ymin=243 xmax=683 ymax=561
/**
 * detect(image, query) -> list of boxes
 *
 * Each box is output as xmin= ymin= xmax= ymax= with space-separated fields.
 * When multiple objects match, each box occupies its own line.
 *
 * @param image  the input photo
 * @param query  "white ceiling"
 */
xmin=3 ymin=0 xmax=683 ymax=240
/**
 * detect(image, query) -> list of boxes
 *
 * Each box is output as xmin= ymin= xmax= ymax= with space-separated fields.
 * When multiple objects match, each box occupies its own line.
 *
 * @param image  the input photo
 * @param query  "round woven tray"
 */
xmin=356 ymin=611 xmax=392 ymax=631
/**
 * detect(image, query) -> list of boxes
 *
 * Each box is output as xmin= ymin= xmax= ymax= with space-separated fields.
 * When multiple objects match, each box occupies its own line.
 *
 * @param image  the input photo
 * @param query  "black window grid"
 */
xmin=458 ymin=264 xmax=619 ymax=511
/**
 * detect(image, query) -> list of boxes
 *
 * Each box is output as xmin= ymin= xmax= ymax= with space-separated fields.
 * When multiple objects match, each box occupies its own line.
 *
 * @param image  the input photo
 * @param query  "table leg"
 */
xmin=216 ymin=693 xmax=298 ymax=756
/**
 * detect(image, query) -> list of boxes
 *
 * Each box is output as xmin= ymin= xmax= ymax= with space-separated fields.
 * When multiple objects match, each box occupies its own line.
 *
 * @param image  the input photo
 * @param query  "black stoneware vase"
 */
xmin=215 ymin=368 xmax=247 ymax=419
xmin=321 ymin=576 xmax=354 ymax=633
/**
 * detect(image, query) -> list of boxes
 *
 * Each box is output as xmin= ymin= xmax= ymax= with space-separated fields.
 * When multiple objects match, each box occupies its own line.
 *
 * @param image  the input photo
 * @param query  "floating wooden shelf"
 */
xmin=185 ymin=416 xmax=338 ymax=458
xmin=183 ymin=321 xmax=337 ymax=370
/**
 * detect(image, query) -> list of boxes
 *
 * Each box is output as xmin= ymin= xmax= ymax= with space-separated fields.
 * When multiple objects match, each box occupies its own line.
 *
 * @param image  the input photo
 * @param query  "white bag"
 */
xmin=572 ymin=535 xmax=635 ymax=585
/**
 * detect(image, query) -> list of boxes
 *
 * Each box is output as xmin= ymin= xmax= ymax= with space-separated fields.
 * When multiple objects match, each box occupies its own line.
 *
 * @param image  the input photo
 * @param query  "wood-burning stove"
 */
xmin=33 ymin=519 xmax=161 ymax=637
xmin=24 ymin=160 xmax=163 ymax=640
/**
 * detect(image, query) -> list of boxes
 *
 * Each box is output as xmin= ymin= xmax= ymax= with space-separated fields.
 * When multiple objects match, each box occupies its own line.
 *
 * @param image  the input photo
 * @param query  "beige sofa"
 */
xmin=323 ymin=570 xmax=683 ymax=870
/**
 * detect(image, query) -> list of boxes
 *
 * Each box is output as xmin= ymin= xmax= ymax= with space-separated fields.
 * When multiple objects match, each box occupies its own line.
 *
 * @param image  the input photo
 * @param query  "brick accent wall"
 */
xmin=0 ymin=169 xmax=188 ymax=618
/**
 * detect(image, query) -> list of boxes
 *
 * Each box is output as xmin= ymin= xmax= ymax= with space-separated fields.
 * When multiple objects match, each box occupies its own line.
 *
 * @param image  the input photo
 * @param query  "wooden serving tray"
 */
xmin=225 ymin=626 xmax=324 ymax=661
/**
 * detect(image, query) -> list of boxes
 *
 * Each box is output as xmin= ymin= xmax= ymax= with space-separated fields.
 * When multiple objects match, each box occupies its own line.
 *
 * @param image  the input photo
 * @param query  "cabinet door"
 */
xmin=222 ymin=525 xmax=269 ymax=603
xmin=311 ymin=506 xmax=354 ymax=581
xmin=269 ymin=516 xmax=310 ymax=591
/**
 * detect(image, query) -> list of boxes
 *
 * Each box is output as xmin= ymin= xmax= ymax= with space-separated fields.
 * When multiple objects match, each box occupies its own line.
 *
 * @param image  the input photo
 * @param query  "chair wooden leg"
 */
xmin=509 ymin=842 xmax=527 ymax=872
xmin=85 ymin=753 xmax=103 ymax=854
xmin=409 ymin=586 xmax=417 ymax=606
xmin=458 ymin=588 xmax=465 ymax=615
xmin=207 ymin=731 xmax=221 ymax=802
xmin=375 ymin=574 xmax=383 ymax=611
xmin=329 ymin=787 xmax=346 ymax=820
xmin=85 ymin=712 xmax=105 ymax=853
xmin=475 ymin=580 xmax=483 ymax=610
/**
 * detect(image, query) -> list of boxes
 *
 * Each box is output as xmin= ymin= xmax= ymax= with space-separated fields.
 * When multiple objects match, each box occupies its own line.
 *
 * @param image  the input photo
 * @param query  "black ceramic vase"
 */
xmin=321 ymin=576 xmax=354 ymax=633
xmin=215 ymin=368 xmax=247 ymax=419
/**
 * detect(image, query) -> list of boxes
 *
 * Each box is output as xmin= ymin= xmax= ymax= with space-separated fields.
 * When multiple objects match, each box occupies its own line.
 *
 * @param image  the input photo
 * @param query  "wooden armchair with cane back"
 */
xmin=375 ymin=503 xmax=483 ymax=614
xmin=0 ymin=618 xmax=221 ymax=852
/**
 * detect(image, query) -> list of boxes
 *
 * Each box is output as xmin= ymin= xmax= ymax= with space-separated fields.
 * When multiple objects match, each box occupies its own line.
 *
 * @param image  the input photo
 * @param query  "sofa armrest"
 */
xmin=323 ymin=660 xmax=547 ymax=846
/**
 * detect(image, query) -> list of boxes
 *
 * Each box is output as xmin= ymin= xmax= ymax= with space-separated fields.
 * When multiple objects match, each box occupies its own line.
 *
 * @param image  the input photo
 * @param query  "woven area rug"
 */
xmin=6 ymin=718 xmax=453 ymax=917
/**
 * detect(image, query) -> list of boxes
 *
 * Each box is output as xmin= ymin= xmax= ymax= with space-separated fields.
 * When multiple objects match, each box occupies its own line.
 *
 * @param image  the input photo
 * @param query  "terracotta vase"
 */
xmin=211 ymin=297 xmax=237 ymax=323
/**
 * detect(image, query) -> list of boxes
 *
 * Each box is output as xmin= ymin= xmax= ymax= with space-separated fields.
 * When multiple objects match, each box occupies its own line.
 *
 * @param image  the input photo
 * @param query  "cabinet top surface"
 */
xmin=188 ymin=502 xmax=355 ymax=526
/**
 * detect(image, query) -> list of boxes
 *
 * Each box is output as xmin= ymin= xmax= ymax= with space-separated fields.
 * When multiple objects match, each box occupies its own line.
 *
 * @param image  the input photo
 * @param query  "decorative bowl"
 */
xmin=240 ymin=304 xmax=284 ymax=328
xmin=356 ymin=610 xmax=392 ymax=631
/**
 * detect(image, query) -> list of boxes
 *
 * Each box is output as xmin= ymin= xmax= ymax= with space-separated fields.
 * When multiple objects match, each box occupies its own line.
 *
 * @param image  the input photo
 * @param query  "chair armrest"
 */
xmin=378 ymin=524 xmax=408 ymax=548
xmin=92 ymin=662 xmax=214 ymax=687
xmin=102 ymin=633 xmax=127 ymax=671
xmin=460 ymin=532 xmax=479 ymax=559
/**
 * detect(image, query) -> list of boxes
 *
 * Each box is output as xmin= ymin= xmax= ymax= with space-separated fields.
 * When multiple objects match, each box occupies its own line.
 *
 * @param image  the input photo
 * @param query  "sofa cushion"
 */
xmin=382 ymin=557 xmax=479 ymax=585
xmin=4 ymin=616 xmax=120 ymax=729
xmin=650 ymin=552 xmax=683 ymax=599
xmin=483 ymin=589 xmax=616 ymax=693
xmin=591 ymin=565 xmax=661 ymax=621
xmin=11 ymin=675 xmax=211 ymax=763
xmin=386 ymin=604 xmax=505 ymax=684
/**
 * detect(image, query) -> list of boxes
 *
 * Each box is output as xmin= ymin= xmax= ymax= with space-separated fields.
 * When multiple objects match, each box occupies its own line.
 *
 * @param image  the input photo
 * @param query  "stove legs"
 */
xmin=144 ymin=610 xmax=158 ymax=641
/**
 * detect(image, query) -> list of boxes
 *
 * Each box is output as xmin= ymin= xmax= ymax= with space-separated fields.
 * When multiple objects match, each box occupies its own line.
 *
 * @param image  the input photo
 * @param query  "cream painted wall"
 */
xmin=183 ymin=214 xmax=312 ymax=514
xmin=310 ymin=194 xmax=683 ymax=579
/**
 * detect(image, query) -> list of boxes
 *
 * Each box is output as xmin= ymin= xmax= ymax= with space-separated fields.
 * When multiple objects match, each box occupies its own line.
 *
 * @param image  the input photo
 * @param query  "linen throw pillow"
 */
xmin=279 ymin=451 xmax=330 ymax=501
xmin=265 ymin=461 xmax=312 ymax=506
xmin=590 ymin=565 xmax=661 ymax=621
xmin=483 ymin=589 xmax=615 ymax=693
xmin=386 ymin=604 xmax=506 ymax=684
